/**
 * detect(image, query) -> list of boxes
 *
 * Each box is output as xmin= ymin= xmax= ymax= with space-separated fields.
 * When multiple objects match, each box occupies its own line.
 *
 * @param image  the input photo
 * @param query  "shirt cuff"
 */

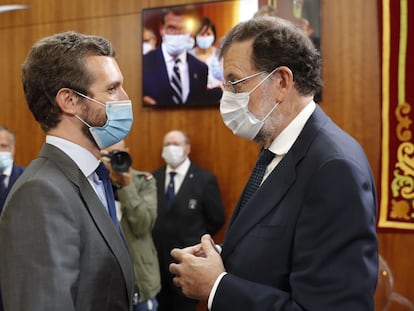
xmin=207 ymin=272 xmax=227 ymax=310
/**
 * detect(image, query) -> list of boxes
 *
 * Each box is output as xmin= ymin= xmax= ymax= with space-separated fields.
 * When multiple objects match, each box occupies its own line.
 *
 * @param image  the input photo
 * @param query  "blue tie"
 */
xmin=240 ymin=148 xmax=275 ymax=208
xmin=95 ymin=162 xmax=120 ymax=230
xmin=0 ymin=174 xmax=7 ymax=212
xmin=165 ymin=172 xmax=176 ymax=208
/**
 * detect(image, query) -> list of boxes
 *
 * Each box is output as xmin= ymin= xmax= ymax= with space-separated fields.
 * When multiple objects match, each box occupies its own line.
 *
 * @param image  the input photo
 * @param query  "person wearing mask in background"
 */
xmin=0 ymin=126 xmax=24 ymax=214
xmin=152 ymin=130 xmax=226 ymax=311
xmin=190 ymin=17 xmax=223 ymax=89
xmin=0 ymin=125 xmax=24 ymax=311
xmin=168 ymin=17 xmax=378 ymax=310
xmin=102 ymin=140 xmax=161 ymax=311
xmin=143 ymin=6 xmax=222 ymax=107
xmin=0 ymin=31 xmax=135 ymax=310
xmin=143 ymin=27 xmax=157 ymax=55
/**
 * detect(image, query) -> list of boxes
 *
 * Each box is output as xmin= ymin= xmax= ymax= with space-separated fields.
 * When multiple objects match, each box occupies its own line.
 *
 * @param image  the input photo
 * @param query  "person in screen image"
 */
xmin=190 ymin=17 xmax=223 ymax=89
xmin=143 ymin=6 xmax=222 ymax=107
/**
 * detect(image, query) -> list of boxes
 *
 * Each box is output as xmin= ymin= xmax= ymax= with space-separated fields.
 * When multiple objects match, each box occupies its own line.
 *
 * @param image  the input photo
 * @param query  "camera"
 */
xmin=105 ymin=150 xmax=132 ymax=173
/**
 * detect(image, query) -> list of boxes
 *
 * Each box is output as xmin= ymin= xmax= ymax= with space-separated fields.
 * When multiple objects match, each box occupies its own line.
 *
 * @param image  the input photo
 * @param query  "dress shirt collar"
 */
xmin=46 ymin=135 xmax=99 ymax=178
xmin=166 ymin=157 xmax=190 ymax=177
xmin=161 ymin=43 xmax=187 ymax=64
xmin=268 ymin=100 xmax=316 ymax=156
xmin=1 ymin=162 xmax=13 ymax=177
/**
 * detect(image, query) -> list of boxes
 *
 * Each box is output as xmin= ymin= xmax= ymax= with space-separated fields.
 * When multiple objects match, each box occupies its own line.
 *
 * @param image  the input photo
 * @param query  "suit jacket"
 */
xmin=212 ymin=106 xmax=378 ymax=311
xmin=152 ymin=162 xmax=225 ymax=277
xmin=0 ymin=144 xmax=135 ymax=311
xmin=0 ymin=164 xmax=24 ymax=213
xmin=116 ymin=169 xmax=161 ymax=301
xmin=143 ymin=48 xmax=222 ymax=106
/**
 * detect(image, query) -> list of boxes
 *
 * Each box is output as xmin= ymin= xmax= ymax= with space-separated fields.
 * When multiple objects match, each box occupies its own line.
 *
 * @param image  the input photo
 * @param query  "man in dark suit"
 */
xmin=0 ymin=31 xmax=135 ymax=311
xmin=0 ymin=126 xmax=24 ymax=214
xmin=152 ymin=130 xmax=226 ymax=311
xmin=143 ymin=7 xmax=222 ymax=107
xmin=169 ymin=17 xmax=378 ymax=310
xmin=0 ymin=125 xmax=24 ymax=311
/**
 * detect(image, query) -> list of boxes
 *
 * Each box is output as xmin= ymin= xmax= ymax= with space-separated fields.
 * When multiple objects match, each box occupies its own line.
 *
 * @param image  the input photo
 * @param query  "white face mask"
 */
xmin=196 ymin=35 xmax=214 ymax=49
xmin=220 ymin=69 xmax=279 ymax=140
xmin=162 ymin=145 xmax=186 ymax=168
xmin=0 ymin=151 xmax=13 ymax=172
xmin=142 ymin=42 xmax=154 ymax=55
xmin=163 ymin=33 xmax=193 ymax=56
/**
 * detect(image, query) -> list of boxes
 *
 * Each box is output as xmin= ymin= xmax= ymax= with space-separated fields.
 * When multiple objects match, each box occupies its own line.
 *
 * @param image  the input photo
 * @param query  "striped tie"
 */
xmin=171 ymin=59 xmax=183 ymax=104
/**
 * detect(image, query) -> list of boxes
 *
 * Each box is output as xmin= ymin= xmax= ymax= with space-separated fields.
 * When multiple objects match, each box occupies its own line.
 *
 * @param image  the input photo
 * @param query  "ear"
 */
xmin=55 ymin=88 xmax=79 ymax=115
xmin=272 ymin=66 xmax=294 ymax=102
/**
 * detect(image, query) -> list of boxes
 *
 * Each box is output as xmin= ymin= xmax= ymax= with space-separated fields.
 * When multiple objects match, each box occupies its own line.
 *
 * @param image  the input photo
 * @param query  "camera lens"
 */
xmin=109 ymin=150 xmax=132 ymax=172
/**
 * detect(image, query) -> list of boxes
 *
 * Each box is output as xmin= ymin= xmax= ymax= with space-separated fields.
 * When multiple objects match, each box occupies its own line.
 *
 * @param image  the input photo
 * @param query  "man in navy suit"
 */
xmin=169 ymin=17 xmax=378 ymax=310
xmin=0 ymin=125 xmax=24 ymax=311
xmin=0 ymin=126 xmax=24 ymax=214
xmin=152 ymin=130 xmax=225 ymax=311
xmin=143 ymin=7 xmax=222 ymax=107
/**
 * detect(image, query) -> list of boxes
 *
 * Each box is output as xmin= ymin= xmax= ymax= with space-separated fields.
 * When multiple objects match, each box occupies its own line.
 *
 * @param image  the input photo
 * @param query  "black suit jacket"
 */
xmin=212 ymin=106 xmax=378 ymax=311
xmin=0 ymin=164 xmax=24 ymax=213
xmin=143 ymin=48 xmax=222 ymax=106
xmin=152 ymin=162 xmax=225 ymax=278
xmin=0 ymin=144 xmax=135 ymax=311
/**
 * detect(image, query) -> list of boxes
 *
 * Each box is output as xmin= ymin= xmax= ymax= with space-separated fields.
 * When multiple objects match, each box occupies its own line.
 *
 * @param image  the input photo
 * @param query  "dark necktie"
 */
xmin=95 ymin=162 xmax=120 ymax=230
xmin=165 ymin=172 xmax=177 ymax=208
xmin=0 ymin=174 xmax=7 ymax=210
xmin=171 ymin=59 xmax=183 ymax=104
xmin=240 ymin=148 xmax=275 ymax=208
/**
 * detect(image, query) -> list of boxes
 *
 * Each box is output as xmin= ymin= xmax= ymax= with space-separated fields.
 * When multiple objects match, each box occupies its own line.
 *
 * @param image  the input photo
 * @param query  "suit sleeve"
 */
xmin=212 ymin=158 xmax=378 ymax=311
xmin=202 ymin=173 xmax=226 ymax=235
xmin=116 ymin=171 xmax=158 ymax=238
xmin=0 ymin=178 xmax=80 ymax=311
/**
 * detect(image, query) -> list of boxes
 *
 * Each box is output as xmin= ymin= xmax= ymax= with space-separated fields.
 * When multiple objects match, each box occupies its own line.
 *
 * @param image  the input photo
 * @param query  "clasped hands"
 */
xmin=169 ymin=234 xmax=225 ymax=300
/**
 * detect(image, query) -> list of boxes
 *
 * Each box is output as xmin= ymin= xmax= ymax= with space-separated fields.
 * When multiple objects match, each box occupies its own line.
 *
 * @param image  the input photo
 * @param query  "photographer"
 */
xmin=101 ymin=140 xmax=161 ymax=311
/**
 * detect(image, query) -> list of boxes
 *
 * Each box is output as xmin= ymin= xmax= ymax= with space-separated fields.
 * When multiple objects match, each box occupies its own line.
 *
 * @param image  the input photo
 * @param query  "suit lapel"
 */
xmin=39 ymin=144 xmax=135 ymax=300
xmin=222 ymin=106 xmax=328 ymax=260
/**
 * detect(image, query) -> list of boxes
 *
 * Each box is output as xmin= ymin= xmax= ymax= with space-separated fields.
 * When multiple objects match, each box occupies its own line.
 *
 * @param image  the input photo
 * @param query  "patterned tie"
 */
xmin=95 ymin=162 xmax=120 ymax=230
xmin=240 ymin=148 xmax=275 ymax=208
xmin=165 ymin=171 xmax=177 ymax=208
xmin=171 ymin=59 xmax=183 ymax=104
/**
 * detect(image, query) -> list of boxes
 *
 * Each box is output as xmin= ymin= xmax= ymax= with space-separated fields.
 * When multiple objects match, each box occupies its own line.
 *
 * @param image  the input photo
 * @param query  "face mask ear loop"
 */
xmin=248 ymin=67 xmax=279 ymax=95
xmin=74 ymin=114 xmax=92 ymax=129
xmin=72 ymin=90 xmax=105 ymax=107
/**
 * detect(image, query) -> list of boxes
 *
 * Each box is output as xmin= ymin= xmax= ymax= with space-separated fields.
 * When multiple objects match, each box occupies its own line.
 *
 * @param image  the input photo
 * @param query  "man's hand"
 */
xmin=169 ymin=234 xmax=225 ymax=300
xmin=100 ymin=151 xmax=132 ymax=187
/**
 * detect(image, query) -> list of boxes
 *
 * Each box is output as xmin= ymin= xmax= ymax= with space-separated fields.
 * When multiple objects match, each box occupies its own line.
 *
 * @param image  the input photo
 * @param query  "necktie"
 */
xmin=171 ymin=59 xmax=183 ymax=104
xmin=165 ymin=172 xmax=176 ymax=208
xmin=0 ymin=174 xmax=7 ymax=210
xmin=95 ymin=162 xmax=120 ymax=230
xmin=240 ymin=148 xmax=275 ymax=208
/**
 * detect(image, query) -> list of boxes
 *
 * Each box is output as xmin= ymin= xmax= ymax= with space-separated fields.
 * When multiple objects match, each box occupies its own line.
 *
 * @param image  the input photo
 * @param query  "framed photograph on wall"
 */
xmin=142 ymin=1 xmax=245 ymax=108
xmin=141 ymin=0 xmax=321 ymax=107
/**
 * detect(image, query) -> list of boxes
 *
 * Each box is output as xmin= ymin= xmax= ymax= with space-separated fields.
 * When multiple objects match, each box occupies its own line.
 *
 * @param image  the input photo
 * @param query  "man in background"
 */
xmin=0 ymin=126 xmax=24 ymax=214
xmin=102 ymin=140 xmax=161 ymax=311
xmin=143 ymin=6 xmax=222 ymax=106
xmin=152 ymin=130 xmax=225 ymax=311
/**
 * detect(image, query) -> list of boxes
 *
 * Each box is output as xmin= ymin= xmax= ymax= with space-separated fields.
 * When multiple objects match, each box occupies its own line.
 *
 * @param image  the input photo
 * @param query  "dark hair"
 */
xmin=21 ymin=31 xmax=115 ymax=132
xmin=195 ymin=17 xmax=217 ymax=41
xmin=219 ymin=17 xmax=322 ymax=97
xmin=161 ymin=6 xmax=196 ymax=25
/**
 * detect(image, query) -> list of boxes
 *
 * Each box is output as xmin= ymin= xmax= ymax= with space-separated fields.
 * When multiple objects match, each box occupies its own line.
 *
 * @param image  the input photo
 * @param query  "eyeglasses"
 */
xmin=222 ymin=71 xmax=266 ymax=93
